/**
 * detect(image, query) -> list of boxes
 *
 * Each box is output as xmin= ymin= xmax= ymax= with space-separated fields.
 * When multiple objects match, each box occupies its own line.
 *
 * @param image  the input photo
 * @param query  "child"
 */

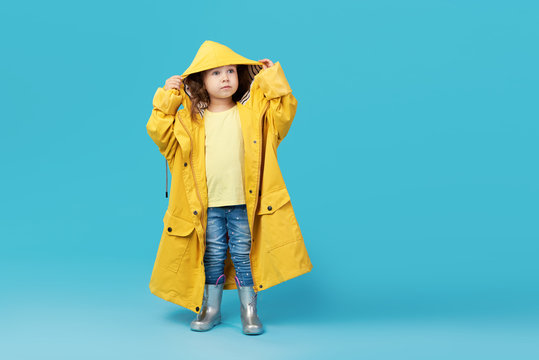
xmin=146 ymin=40 xmax=313 ymax=335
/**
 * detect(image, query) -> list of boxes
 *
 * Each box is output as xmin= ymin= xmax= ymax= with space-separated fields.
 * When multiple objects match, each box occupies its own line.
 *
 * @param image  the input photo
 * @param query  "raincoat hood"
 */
xmin=181 ymin=40 xmax=263 ymax=79
xmin=181 ymin=40 xmax=264 ymax=107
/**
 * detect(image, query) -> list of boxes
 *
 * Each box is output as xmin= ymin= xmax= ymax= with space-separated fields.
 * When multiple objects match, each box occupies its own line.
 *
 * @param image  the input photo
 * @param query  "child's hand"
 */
xmin=164 ymin=75 xmax=183 ymax=91
xmin=258 ymin=59 xmax=274 ymax=69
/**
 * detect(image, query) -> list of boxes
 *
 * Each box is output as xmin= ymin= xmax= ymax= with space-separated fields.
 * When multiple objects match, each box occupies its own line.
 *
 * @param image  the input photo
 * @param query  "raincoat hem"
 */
xmin=149 ymin=286 xmax=200 ymax=313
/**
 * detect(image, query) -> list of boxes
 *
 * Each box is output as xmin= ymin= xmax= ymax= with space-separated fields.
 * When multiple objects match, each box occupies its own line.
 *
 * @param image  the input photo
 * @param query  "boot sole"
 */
xmin=190 ymin=319 xmax=221 ymax=332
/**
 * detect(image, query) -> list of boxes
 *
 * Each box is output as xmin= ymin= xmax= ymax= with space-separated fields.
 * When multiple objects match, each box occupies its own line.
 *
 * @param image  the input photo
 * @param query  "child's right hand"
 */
xmin=163 ymin=75 xmax=183 ymax=91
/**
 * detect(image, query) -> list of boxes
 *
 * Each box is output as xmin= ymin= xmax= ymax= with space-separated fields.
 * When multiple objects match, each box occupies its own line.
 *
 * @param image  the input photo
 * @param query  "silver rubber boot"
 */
xmin=237 ymin=284 xmax=264 ymax=335
xmin=190 ymin=283 xmax=224 ymax=331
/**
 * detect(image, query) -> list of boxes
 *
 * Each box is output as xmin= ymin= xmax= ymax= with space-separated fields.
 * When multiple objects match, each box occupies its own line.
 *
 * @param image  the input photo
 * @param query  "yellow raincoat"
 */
xmin=146 ymin=40 xmax=313 ymax=313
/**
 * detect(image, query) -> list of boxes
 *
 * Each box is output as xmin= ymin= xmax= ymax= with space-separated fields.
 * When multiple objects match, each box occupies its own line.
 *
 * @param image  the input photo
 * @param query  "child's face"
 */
xmin=202 ymin=65 xmax=239 ymax=101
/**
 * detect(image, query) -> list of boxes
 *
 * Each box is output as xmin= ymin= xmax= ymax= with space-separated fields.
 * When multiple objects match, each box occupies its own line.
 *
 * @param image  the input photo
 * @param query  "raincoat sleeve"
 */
xmin=146 ymin=87 xmax=183 ymax=169
xmin=254 ymin=62 xmax=298 ymax=145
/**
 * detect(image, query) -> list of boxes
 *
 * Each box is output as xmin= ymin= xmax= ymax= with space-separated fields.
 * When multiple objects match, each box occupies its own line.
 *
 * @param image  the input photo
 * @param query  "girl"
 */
xmin=146 ymin=40 xmax=313 ymax=335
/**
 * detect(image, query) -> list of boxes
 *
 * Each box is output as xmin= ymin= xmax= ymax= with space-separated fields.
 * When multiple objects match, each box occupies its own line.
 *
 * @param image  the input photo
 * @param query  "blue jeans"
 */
xmin=204 ymin=204 xmax=254 ymax=287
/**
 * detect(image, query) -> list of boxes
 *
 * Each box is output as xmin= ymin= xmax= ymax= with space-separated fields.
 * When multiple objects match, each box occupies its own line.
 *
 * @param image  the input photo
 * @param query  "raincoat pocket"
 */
xmin=158 ymin=212 xmax=196 ymax=273
xmin=256 ymin=187 xmax=290 ymax=215
xmin=256 ymin=187 xmax=302 ymax=251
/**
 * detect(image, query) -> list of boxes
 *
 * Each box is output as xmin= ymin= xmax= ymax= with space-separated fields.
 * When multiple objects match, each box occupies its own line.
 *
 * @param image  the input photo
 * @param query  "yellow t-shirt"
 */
xmin=204 ymin=104 xmax=246 ymax=207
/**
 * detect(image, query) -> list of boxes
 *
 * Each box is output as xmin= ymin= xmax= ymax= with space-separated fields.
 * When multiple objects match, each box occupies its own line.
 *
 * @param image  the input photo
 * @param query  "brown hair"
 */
xmin=183 ymin=65 xmax=251 ymax=123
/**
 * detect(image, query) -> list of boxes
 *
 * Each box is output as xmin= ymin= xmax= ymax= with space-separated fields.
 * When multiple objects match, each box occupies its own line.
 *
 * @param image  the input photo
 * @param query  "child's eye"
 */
xmin=212 ymin=71 xmax=219 ymax=75
xmin=228 ymin=69 xmax=235 ymax=73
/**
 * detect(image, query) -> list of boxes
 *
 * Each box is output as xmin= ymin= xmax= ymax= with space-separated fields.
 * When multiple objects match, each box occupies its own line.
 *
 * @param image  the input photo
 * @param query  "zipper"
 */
xmin=177 ymin=115 xmax=206 ymax=246
xmin=249 ymin=101 xmax=269 ymax=292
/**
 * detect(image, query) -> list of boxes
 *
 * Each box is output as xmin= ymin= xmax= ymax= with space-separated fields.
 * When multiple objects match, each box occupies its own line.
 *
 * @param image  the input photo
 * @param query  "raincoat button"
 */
xmin=167 ymin=227 xmax=172 ymax=232
xmin=184 ymin=162 xmax=187 ymax=167
xmin=249 ymin=189 xmax=252 ymax=193
xmin=196 ymin=306 xmax=200 ymax=311
xmin=267 ymin=206 xmax=272 ymax=211
xmin=259 ymin=285 xmax=263 ymax=288
xmin=193 ymin=210 xmax=198 ymax=215
xmin=253 ymin=140 xmax=257 ymax=143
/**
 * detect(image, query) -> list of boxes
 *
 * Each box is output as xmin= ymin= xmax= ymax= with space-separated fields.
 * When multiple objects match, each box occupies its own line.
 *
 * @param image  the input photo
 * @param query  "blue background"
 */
xmin=1 ymin=0 xmax=538 ymax=359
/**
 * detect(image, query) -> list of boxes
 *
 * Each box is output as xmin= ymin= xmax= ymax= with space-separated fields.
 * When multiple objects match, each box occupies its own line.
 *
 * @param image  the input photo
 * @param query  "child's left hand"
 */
xmin=258 ymin=59 xmax=274 ymax=69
